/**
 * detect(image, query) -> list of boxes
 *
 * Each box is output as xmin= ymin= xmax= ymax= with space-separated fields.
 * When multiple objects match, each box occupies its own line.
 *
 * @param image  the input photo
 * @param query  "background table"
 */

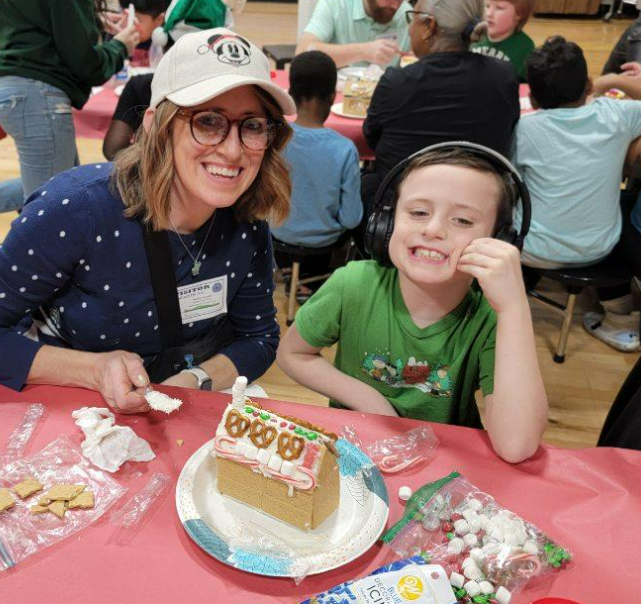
xmin=2 ymin=384 xmax=638 ymax=603
xmin=72 ymin=75 xmax=533 ymax=162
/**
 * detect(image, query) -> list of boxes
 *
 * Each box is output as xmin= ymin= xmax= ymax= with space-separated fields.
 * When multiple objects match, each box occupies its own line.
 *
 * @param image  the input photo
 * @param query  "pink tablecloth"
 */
xmin=2 ymin=384 xmax=637 ymax=604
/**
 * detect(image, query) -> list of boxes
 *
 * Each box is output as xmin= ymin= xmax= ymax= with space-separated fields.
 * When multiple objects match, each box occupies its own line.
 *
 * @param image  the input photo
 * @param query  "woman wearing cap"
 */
xmin=361 ymin=0 xmax=520 ymax=216
xmin=0 ymin=28 xmax=294 ymax=413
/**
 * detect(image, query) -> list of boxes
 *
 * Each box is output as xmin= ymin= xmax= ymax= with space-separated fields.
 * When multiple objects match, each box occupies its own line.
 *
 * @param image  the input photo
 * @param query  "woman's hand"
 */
xmin=114 ymin=24 xmax=141 ymax=57
xmin=457 ymin=238 xmax=527 ymax=314
xmin=99 ymin=11 xmax=127 ymax=35
xmin=162 ymin=372 xmax=199 ymax=389
xmin=95 ymin=351 xmax=150 ymax=414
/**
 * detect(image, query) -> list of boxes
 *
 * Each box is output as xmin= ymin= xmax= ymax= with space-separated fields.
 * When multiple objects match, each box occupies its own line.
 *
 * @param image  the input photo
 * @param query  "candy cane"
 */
xmin=379 ymin=454 xmax=424 ymax=473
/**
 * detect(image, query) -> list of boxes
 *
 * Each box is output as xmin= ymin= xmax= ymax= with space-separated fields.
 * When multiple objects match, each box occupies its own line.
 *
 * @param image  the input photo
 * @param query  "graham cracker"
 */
xmin=0 ymin=488 xmax=15 ymax=513
xmin=12 ymin=478 xmax=44 ymax=499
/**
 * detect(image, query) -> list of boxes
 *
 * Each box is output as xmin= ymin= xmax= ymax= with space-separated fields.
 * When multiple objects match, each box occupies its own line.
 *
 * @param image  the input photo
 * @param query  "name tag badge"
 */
xmin=177 ymin=276 xmax=227 ymax=325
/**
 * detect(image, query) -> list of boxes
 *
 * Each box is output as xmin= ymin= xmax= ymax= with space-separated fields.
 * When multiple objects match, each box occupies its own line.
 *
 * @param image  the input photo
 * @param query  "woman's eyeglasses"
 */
xmin=405 ymin=9 xmax=433 ymax=24
xmin=176 ymin=109 xmax=281 ymax=151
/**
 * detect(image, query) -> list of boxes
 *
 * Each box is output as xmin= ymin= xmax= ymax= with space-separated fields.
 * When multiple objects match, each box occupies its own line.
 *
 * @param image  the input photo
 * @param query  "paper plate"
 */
xmin=176 ymin=438 xmax=389 ymax=577
xmin=330 ymin=102 xmax=365 ymax=120
xmin=337 ymin=66 xmax=368 ymax=81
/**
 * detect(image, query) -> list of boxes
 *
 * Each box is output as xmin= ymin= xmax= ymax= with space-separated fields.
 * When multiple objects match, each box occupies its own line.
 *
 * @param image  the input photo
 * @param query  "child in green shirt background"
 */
xmin=277 ymin=145 xmax=548 ymax=464
xmin=471 ymin=0 xmax=535 ymax=82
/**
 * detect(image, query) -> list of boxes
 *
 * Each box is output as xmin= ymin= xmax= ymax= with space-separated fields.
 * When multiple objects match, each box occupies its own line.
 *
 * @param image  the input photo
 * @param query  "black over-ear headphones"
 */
xmin=364 ymin=141 xmax=531 ymax=268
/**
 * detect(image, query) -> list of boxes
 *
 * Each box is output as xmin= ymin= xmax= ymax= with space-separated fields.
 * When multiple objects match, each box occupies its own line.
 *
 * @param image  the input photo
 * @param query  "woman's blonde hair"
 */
xmin=112 ymin=86 xmax=293 ymax=230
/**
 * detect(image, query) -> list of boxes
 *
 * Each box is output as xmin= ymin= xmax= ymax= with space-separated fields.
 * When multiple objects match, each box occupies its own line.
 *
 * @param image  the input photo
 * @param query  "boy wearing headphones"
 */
xmin=277 ymin=146 xmax=547 ymax=463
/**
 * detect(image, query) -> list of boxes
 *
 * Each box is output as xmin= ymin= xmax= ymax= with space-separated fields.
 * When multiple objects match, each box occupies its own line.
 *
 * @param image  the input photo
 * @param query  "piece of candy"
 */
xmin=464 ymin=581 xmax=481 ymax=597
xmin=448 ymin=537 xmax=464 ymax=555
xmin=256 ymin=448 xmax=271 ymax=465
xmin=454 ymin=519 xmax=470 ymax=535
xmin=479 ymin=581 xmax=494 ymax=595
xmin=451 ymin=513 xmax=463 ymax=522
xmin=243 ymin=444 xmax=258 ymax=460
xmin=463 ymin=565 xmax=482 ymax=581
xmin=468 ymin=499 xmax=483 ymax=512
xmin=464 ymin=533 xmax=479 ymax=547
xmin=449 ymin=572 xmax=465 ymax=588
xmin=523 ymin=540 xmax=539 ymax=555
xmin=398 ymin=486 xmax=412 ymax=501
xmin=442 ymin=521 xmax=454 ymax=532
xmin=268 ymin=455 xmax=283 ymax=472
xmin=422 ymin=513 xmax=441 ymax=532
xmin=495 ymin=586 xmax=511 ymax=604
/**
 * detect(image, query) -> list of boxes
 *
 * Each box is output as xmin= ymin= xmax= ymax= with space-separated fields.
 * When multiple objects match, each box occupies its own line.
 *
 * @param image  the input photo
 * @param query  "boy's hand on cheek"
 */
xmin=457 ymin=238 xmax=527 ymax=314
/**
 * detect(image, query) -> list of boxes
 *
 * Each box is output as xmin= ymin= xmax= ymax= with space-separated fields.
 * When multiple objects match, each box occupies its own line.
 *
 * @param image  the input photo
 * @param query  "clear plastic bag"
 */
xmin=342 ymin=425 xmax=438 ymax=474
xmin=382 ymin=472 xmax=572 ymax=603
xmin=0 ymin=403 xmax=46 ymax=467
xmin=0 ymin=435 xmax=127 ymax=571
xmin=110 ymin=472 xmax=171 ymax=529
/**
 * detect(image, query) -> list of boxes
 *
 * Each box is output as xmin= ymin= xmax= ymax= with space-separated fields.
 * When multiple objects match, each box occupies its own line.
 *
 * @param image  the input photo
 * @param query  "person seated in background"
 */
xmin=118 ymin=0 xmax=169 ymax=67
xmin=602 ymin=13 xmax=641 ymax=75
xmin=471 ymin=0 xmax=535 ymax=82
xmin=277 ymin=146 xmax=548 ymax=464
xmin=271 ymin=51 xmax=362 ymax=299
xmin=512 ymin=36 xmax=641 ymax=352
xmin=103 ymin=74 xmax=153 ymax=160
xmin=361 ymin=0 xmax=519 ymax=217
xmin=296 ymin=0 xmax=412 ymax=68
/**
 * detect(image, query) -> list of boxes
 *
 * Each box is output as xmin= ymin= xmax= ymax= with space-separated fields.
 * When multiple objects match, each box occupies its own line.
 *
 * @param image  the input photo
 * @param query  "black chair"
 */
xmin=262 ymin=44 xmax=296 ymax=70
xmin=273 ymin=237 xmax=356 ymax=325
xmin=525 ymin=252 xmax=632 ymax=363
xmin=598 ymin=354 xmax=641 ymax=450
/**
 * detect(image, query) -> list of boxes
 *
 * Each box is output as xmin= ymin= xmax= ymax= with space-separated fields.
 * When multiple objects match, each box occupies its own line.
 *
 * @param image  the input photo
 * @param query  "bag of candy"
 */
xmin=381 ymin=472 xmax=572 ymax=604
xmin=298 ymin=555 xmax=457 ymax=604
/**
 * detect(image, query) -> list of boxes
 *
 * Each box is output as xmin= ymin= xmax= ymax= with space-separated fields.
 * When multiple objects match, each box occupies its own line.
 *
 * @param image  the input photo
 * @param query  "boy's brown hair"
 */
xmin=506 ymin=0 xmax=536 ymax=30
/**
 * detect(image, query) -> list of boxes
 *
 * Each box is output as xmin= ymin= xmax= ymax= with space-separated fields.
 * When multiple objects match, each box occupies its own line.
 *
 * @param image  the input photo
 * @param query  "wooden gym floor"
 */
xmin=0 ymin=6 xmax=638 ymax=449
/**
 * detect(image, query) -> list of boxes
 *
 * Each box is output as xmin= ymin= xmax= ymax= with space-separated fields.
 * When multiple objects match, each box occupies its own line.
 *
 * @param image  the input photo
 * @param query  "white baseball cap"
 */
xmin=150 ymin=28 xmax=296 ymax=115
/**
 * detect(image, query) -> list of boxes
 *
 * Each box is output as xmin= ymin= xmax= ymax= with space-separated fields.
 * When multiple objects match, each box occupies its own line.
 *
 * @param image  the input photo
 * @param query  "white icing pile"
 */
xmin=145 ymin=390 xmax=183 ymax=413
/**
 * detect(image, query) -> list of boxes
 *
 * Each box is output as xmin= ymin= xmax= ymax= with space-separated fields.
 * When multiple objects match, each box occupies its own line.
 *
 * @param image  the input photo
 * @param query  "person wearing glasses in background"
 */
xmin=0 ymin=29 xmax=294 ymax=414
xmin=360 ymin=0 xmax=519 ymax=220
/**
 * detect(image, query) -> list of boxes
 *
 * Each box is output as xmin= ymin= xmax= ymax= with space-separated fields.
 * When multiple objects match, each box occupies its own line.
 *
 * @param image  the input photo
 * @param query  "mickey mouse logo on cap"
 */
xmin=198 ymin=33 xmax=252 ymax=67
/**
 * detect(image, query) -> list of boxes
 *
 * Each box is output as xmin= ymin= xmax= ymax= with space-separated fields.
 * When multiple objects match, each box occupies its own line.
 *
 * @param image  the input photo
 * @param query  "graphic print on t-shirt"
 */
xmin=361 ymin=351 xmax=454 ymax=397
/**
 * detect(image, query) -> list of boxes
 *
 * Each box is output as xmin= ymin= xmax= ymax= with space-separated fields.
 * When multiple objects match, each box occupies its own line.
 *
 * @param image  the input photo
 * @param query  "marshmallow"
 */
xmin=422 ymin=513 xmax=441 ymax=532
xmin=463 ymin=581 xmax=481 ymax=597
xmin=469 ymin=548 xmax=484 ymax=563
xmin=235 ymin=441 xmax=247 ymax=455
xmin=433 ymin=494 xmax=446 ymax=508
xmin=461 ymin=557 xmax=476 ymax=569
xmin=479 ymin=581 xmax=494 ymax=595
xmin=453 ymin=519 xmax=470 ymax=535
xmin=515 ymin=529 xmax=528 ymax=546
xmin=462 ymin=508 xmax=477 ymax=523
xmin=463 ymin=565 xmax=482 ymax=581
xmin=489 ymin=528 xmax=504 ymax=542
xmin=468 ymin=498 xmax=484 ymax=512
xmin=463 ymin=533 xmax=479 ymax=547
xmin=504 ymin=533 xmax=519 ymax=547
xmin=268 ymin=455 xmax=283 ymax=472
xmin=468 ymin=517 xmax=482 ymax=534
xmin=398 ymin=486 xmax=412 ymax=501
xmin=281 ymin=460 xmax=295 ymax=476
xmin=523 ymin=540 xmax=539 ymax=555
xmin=447 ymin=537 xmax=464 ymax=555
xmin=243 ymin=444 xmax=258 ymax=460
xmin=495 ymin=586 xmax=512 ymax=604
xmin=449 ymin=572 xmax=465 ymax=588
xmin=256 ymin=448 xmax=271 ymax=465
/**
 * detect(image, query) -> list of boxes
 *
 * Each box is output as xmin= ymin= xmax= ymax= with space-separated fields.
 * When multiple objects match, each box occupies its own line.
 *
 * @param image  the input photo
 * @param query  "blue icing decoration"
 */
xmin=336 ymin=439 xmax=388 ymax=505
xmin=229 ymin=549 xmax=291 ymax=576
xmin=184 ymin=519 xmax=231 ymax=560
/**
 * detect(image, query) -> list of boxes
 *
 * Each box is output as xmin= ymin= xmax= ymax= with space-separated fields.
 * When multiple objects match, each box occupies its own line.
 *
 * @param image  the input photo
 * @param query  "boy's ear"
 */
xmin=528 ymin=93 xmax=539 ymax=110
xmin=154 ymin=12 xmax=165 ymax=28
xmin=330 ymin=91 xmax=336 ymax=104
xmin=142 ymin=107 xmax=156 ymax=133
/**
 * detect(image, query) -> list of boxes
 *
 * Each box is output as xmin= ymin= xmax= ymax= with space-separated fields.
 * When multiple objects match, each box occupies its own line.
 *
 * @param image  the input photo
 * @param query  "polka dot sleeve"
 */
xmin=0 ymin=176 xmax=92 ymax=390
xmin=217 ymin=223 xmax=279 ymax=382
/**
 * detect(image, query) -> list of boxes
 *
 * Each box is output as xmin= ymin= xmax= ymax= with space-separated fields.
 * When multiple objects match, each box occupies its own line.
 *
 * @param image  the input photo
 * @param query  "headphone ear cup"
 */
xmin=366 ymin=207 xmax=395 ymax=267
xmin=495 ymin=225 xmax=519 ymax=247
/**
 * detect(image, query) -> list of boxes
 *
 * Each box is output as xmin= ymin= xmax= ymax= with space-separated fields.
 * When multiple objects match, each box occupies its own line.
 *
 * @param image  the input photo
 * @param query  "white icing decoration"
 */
xmin=244 ymin=444 xmax=258 ymax=460
xmin=281 ymin=460 xmax=295 ymax=477
xmin=268 ymin=455 xmax=283 ymax=472
xmin=256 ymin=449 xmax=271 ymax=465
xmin=235 ymin=441 xmax=247 ymax=455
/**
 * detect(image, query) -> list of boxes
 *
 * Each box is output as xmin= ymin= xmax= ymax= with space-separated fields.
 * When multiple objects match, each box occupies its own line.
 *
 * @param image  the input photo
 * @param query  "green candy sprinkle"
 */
xmin=306 ymin=432 xmax=318 ymax=440
xmin=260 ymin=412 xmax=270 ymax=420
xmin=244 ymin=406 xmax=253 ymax=413
xmin=446 ymin=532 xmax=454 ymax=540
xmin=562 ymin=551 xmax=571 ymax=560
xmin=455 ymin=588 xmax=467 ymax=598
xmin=473 ymin=597 xmax=489 ymax=604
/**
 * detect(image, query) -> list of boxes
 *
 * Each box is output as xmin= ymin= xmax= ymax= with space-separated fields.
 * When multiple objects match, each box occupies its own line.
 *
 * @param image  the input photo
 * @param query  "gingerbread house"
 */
xmin=213 ymin=381 xmax=340 ymax=531
xmin=342 ymin=78 xmax=377 ymax=118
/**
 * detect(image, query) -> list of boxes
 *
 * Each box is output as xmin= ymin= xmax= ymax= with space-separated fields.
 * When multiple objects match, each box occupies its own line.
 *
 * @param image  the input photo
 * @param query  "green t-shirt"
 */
xmin=471 ymin=31 xmax=535 ymax=82
xmin=295 ymin=261 xmax=497 ymax=428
